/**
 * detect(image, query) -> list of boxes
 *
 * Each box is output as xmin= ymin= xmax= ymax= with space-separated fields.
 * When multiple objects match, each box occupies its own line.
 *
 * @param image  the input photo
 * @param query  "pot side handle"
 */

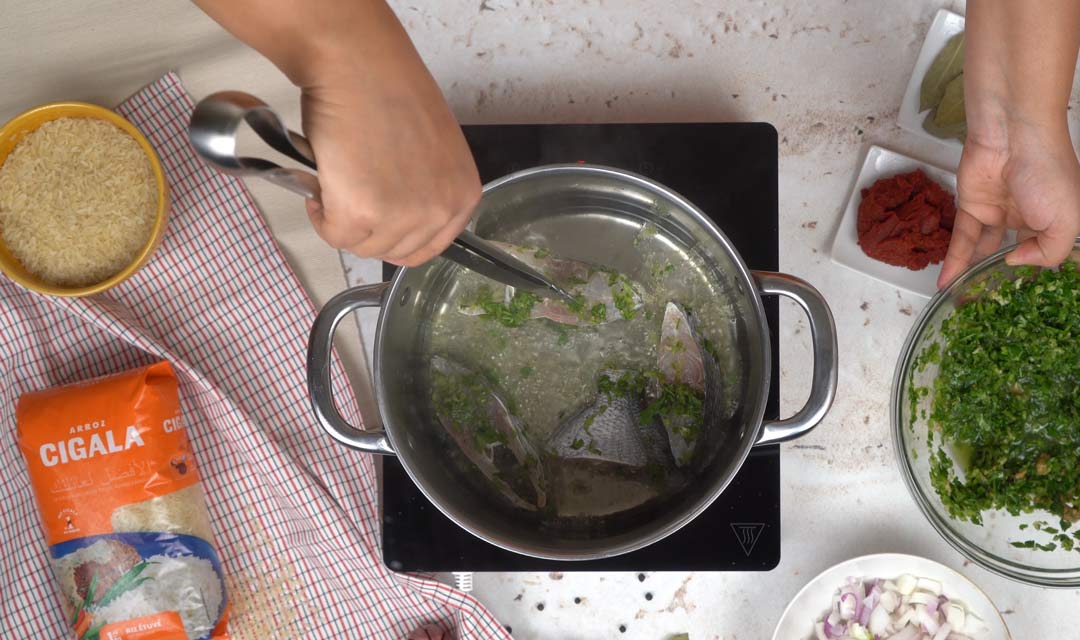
xmin=752 ymin=271 xmax=838 ymax=446
xmin=307 ymin=282 xmax=396 ymax=455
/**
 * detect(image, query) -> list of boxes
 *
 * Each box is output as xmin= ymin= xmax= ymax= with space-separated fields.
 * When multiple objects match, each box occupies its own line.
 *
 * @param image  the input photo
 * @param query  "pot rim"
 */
xmin=373 ymin=163 xmax=773 ymax=561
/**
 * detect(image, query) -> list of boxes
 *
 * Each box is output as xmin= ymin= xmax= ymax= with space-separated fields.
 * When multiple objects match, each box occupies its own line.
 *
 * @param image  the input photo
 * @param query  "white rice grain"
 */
xmin=0 ymin=117 xmax=157 ymax=287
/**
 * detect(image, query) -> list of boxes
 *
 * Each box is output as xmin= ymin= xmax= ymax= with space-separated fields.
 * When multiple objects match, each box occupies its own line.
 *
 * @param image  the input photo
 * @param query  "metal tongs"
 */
xmin=187 ymin=91 xmax=573 ymax=303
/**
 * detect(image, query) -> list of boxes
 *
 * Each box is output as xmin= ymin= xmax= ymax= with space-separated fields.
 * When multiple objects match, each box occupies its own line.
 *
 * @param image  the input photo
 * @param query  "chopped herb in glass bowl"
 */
xmin=892 ymin=242 xmax=1080 ymax=587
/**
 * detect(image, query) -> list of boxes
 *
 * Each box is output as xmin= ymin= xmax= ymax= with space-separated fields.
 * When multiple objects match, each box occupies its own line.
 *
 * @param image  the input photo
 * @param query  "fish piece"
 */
xmin=646 ymin=302 xmax=724 ymax=468
xmin=548 ymin=370 xmax=671 ymax=469
xmin=430 ymin=356 xmax=546 ymax=510
xmin=458 ymin=242 xmax=643 ymax=327
xmin=657 ymin=302 xmax=706 ymax=392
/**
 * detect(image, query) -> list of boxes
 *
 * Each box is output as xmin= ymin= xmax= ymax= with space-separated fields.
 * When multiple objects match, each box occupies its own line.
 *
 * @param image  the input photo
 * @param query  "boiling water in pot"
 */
xmin=426 ymin=210 xmax=744 ymax=518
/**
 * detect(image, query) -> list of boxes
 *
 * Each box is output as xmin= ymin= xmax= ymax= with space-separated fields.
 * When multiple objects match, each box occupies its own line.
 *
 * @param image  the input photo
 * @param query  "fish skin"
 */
xmin=548 ymin=370 xmax=671 ymax=468
xmin=458 ymin=242 xmax=643 ymax=327
xmin=431 ymin=356 xmax=547 ymax=509
xmin=651 ymin=302 xmax=724 ymax=469
xmin=658 ymin=302 xmax=706 ymax=392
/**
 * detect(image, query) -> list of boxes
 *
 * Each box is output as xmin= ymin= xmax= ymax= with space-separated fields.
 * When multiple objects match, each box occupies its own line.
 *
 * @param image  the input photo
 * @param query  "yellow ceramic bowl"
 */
xmin=0 ymin=102 xmax=169 ymax=297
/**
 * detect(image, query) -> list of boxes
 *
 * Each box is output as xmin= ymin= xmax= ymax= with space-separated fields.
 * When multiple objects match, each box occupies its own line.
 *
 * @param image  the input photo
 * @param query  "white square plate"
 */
xmin=830 ymin=145 xmax=957 ymax=298
xmin=897 ymin=8 xmax=965 ymax=165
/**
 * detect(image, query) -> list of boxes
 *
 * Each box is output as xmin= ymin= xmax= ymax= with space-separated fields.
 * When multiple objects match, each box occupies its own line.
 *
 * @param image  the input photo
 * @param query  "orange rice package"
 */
xmin=16 ymin=361 xmax=230 ymax=640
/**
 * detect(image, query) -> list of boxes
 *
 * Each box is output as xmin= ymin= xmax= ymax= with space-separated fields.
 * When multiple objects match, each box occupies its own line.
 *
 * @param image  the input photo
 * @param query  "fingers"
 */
xmin=390 ymin=210 xmax=474 ymax=267
xmin=306 ymin=199 xmax=374 ymax=249
xmin=938 ymin=210 xmax=986 ymax=289
xmin=1005 ymin=224 xmax=1078 ymax=267
xmin=973 ymin=224 xmax=1006 ymax=264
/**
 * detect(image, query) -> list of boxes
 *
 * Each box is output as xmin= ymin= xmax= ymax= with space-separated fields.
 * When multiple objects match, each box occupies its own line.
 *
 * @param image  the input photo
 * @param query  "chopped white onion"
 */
xmin=909 ymin=592 xmax=938 ymax=607
xmin=946 ymin=603 xmax=966 ymax=630
xmin=917 ymin=577 xmax=943 ymax=596
xmin=811 ymin=574 xmax=985 ymax=639
xmin=896 ymin=574 xmax=918 ymax=595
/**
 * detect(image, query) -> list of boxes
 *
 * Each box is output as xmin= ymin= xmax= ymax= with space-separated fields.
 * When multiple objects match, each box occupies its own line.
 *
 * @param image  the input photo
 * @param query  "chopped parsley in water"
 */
xmin=608 ymin=272 xmax=639 ymax=320
xmin=912 ymin=263 xmax=1080 ymax=547
xmin=597 ymin=371 xmax=705 ymax=444
xmin=468 ymin=263 xmax=639 ymax=327
xmin=566 ymin=293 xmax=612 ymax=325
xmin=469 ymin=286 xmax=540 ymax=327
xmin=640 ymin=380 xmax=705 ymax=443
xmin=432 ymin=369 xmax=507 ymax=451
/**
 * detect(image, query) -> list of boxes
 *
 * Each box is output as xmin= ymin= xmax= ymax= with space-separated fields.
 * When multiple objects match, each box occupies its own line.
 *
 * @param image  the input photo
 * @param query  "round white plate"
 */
xmin=772 ymin=553 xmax=1011 ymax=640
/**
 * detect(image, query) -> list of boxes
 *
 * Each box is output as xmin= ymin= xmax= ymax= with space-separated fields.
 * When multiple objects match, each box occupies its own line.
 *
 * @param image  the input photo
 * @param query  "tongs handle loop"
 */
xmin=188 ymin=91 xmax=320 ymax=200
xmin=189 ymin=91 xmax=573 ymax=303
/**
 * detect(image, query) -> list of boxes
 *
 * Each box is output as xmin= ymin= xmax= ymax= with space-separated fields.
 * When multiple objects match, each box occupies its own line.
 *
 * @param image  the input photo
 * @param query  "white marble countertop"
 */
xmin=338 ymin=0 xmax=1080 ymax=637
xmin=3 ymin=0 xmax=1078 ymax=637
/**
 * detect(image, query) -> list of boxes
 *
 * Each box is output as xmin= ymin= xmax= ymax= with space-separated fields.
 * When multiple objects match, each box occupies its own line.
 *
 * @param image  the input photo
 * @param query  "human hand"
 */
xmin=938 ymin=121 xmax=1080 ymax=288
xmin=192 ymin=0 xmax=482 ymax=267
xmin=937 ymin=0 xmax=1080 ymax=288
xmin=300 ymin=65 xmax=480 ymax=267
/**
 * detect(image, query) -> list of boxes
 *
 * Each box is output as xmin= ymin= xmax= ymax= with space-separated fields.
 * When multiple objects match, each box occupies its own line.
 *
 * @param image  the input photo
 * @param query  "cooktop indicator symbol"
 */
xmin=730 ymin=522 xmax=765 ymax=556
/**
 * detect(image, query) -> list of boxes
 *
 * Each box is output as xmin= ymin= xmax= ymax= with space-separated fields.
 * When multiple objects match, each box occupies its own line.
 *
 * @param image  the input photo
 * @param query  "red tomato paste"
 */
xmin=857 ymin=169 xmax=956 ymax=270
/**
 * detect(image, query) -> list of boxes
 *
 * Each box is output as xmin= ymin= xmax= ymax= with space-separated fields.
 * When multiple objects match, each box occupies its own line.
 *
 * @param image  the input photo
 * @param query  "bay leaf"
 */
xmin=922 ymin=106 xmax=966 ymax=142
xmin=934 ymin=73 xmax=966 ymax=126
xmin=920 ymin=31 xmax=965 ymax=112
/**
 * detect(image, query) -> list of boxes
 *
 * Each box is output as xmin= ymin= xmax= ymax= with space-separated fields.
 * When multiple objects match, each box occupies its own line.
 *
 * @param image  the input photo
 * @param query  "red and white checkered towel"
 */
xmin=0 ymin=73 xmax=508 ymax=640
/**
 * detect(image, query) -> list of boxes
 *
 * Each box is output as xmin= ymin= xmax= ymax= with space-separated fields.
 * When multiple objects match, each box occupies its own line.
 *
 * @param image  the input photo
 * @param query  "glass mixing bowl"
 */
xmin=892 ymin=242 xmax=1080 ymax=587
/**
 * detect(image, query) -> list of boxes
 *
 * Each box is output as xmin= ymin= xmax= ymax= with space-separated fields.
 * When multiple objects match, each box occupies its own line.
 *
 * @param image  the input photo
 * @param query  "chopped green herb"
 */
xmin=914 ymin=262 xmax=1080 ymax=545
xmin=650 ymin=261 xmax=676 ymax=280
xmin=641 ymin=380 xmax=705 ymax=443
xmin=556 ymin=327 xmax=571 ymax=346
xmin=469 ymin=287 xmax=540 ymax=327
xmin=590 ymin=303 xmax=607 ymax=324
xmin=609 ymin=274 xmax=639 ymax=320
xmin=533 ymin=247 xmax=551 ymax=259
xmin=519 ymin=366 xmax=534 ymax=378
xmin=567 ymin=293 xmax=586 ymax=315
xmin=701 ymin=337 xmax=723 ymax=363
xmin=432 ymin=368 xmax=508 ymax=450
xmin=597 ymin=371 xmax=648 ymax=399
xmin=634 ymin=223 xmax=658 ymax=246
xmin=570 ymin=438 xmax=585 ymax=450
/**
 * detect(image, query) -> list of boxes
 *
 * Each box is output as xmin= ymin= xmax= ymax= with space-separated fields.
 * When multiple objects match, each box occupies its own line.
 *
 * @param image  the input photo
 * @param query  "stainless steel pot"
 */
xmin=307 ymin=164 xmax=838 ymax=560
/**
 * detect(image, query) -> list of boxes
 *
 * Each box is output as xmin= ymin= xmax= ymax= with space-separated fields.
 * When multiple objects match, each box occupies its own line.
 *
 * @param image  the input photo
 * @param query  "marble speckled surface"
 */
xmin=341 ymin=1 xmax=1080 ymax=637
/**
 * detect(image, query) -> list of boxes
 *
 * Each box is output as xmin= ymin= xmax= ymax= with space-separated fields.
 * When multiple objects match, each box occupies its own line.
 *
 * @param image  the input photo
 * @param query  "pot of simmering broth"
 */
xmin=307 ymin=164 xmax=837 ymax=560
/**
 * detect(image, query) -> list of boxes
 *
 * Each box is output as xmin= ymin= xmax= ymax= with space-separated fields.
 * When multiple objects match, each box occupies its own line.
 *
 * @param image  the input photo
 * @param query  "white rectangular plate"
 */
xmin=830 ymin=145 xmax=957 ymax=298
xmin=897 ymin=8 xmax=966 ymax=165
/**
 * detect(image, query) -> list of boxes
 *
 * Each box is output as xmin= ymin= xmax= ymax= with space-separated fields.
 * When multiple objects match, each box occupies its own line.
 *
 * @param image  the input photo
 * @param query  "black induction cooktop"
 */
xmin=381 ymin=123 xmax=780 ymax=571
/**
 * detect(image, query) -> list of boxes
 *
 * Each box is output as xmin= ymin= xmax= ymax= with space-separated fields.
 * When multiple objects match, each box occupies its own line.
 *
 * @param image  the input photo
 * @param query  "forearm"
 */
xmin=965 ymin=0 xmax=1080 ymax=146
xmin=192 ymin=0 xmax=430 ymax=90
